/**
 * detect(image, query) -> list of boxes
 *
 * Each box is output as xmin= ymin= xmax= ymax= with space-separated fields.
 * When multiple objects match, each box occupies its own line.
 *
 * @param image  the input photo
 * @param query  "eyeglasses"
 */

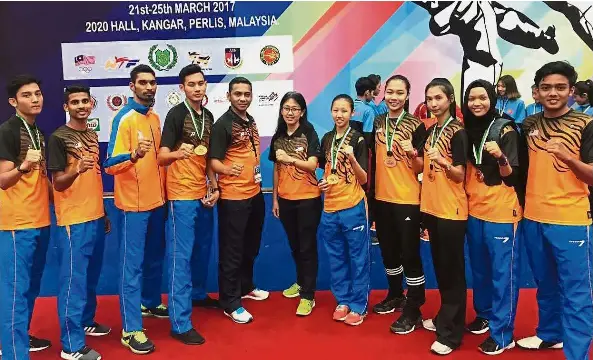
xmin=282 ymin=107 xmax=302 ymax=114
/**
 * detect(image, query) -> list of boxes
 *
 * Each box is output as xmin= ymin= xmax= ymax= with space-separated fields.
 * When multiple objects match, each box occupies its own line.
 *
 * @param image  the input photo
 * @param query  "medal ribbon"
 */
xmin=331 ymin=127 xmax=351 ymax=171
xmin=499 ymin=98 xmax=508 ymax=116
xmin=430 ymin=116 xmax=454 ymax=148
xmin=472 ymin=120 xmax=496 ymax=165
xmin=16 ymin=114 xmax=40 ymax=150
xmin=386 ymin=110 xmax=406 ymax=155
xmin=184 ymin=100 xmax=205 ymax=141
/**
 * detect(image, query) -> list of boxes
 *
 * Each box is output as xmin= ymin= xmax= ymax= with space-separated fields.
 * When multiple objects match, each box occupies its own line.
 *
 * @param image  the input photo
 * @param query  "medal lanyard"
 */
xmin=386 ymin=110 xmax=406 ymax=154
xmin=184 ymin=100 xmax=205 ymax=141
xmin=472 ymin=120 xmax=495 ymax=165
xmin=16 ymin=114 xmax=40 ymax=150
xmin=331 ymin=127 xmax=351 ymax=171
xmin=499 ymin=98 xmax=508 ymax=116
xmin=430 ymin=116 xmax=454 ymax=148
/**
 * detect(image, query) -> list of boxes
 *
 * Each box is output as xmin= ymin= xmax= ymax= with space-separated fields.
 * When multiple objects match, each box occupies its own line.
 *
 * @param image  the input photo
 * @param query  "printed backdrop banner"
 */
xmin=70 ymin=80 xmax=293 ymax=142
xmin=62 ymin=35 xmax=294 ymax=80
xmin=1 ymin=1 xmax=593 ymax=192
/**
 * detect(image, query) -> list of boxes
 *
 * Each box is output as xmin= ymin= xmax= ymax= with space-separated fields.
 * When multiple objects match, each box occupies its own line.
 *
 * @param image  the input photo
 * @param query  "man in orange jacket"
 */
xmin=104 ymin=65 xmax=167 ymax=355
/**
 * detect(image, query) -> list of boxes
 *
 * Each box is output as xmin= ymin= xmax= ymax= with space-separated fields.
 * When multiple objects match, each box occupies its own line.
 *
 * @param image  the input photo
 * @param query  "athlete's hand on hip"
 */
xmin=77 ymin=156 xmax=95 ymax=174
xmin=318 ymin=179 xmax=330 ymax=192
xmin=484 ymin=141 xmax=503 ymax=159
xmin=272 ymin=198 xmax=280 ymax=218
xmin=226 ymin=163 xmax=244 ymax=177
xmin=546 ymin=139 xmax=572 ymax=162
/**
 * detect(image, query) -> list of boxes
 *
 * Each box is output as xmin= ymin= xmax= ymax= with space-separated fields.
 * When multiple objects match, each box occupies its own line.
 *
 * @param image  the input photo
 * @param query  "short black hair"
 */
xmin=229 ymin=77 xmax=252 ymax=92
xmin=6 ymin=74 xmax=41 ymax=98
xmin=130 ymin=64 xmax=156 ymax=83
xmin=179 ymin=64 xmax=204 ymax=84
xmin=331 ymin=94 xmax=354 ymax=112
xmin=497 ymin=75 xmax=521 ymax=99
xmin=355 ymin=77 xmax=375 ymax=96
xmin=63 ymin=85 xmax=91 ymax=104
xmin=368 ymin=74 xmax=381 ymax=87
xmin=534 ymin=61 xmax=578 ymax=88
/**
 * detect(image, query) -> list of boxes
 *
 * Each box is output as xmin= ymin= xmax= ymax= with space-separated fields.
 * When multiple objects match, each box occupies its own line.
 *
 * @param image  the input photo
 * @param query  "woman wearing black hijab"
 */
xmin=463 ymin=80 xmax=523 ymax=356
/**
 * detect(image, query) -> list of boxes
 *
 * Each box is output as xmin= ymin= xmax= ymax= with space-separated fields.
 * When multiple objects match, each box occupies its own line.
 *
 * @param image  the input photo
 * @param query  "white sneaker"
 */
xmin=242 ymin=288 xmax=270 ymax=301
xmin=516 ymin=336 xmax=563 ymax=350
xmin=224 ymin=307 xmax=253 ymax=324
xmin=423 ymin=318 xmax=436 ymax=332
xmin=430 ymin=341 xmax=453 ymax=355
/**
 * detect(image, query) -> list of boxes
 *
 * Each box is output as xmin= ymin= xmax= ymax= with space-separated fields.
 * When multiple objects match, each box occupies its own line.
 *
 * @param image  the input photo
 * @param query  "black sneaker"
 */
xmin=390 ymin=313 xmax=422 ymax=335
xmin=466 ymin=317 xmax=489 ymax=334
xmin=479 ymin=336 xmax=515 ymax=355
xmin=30 ymin=335 xmax=52 ymax=352
xmin=121 ymin=330 xmax=155 ymax=355
xmin=171 ymin=328 xmax=206 ymax=345
xmin=371 ymin=236 xmax=379 ymax=245
xmin=60 ymin=346 xmax=101 ymax=360
xmin=84 ymin=322 xmax=111 ymax=337
xmin=141 ymin=304 xmax=169 ymax=318
xmin=372 ymin=296 xmax=406 ymax=315
xmin=192 ymin=295 xmax=221 ymax=309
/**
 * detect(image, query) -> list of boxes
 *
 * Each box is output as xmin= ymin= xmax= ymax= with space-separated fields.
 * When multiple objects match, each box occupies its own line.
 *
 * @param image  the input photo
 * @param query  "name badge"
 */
xmin=254 ymin=165 xmax=262 ymax=184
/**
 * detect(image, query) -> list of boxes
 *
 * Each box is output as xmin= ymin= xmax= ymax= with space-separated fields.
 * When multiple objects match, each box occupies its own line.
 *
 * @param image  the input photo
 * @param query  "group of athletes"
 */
xmin=0 ymin=59 xmax=591 ymax=360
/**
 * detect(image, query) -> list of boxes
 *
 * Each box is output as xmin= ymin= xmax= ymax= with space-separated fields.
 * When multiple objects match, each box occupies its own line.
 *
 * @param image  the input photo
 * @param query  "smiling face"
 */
xmin=64 ymin=92 xmax=92 ymax=121
xmin=384 ymin=79 xmax=408 ymax=113
xmin=467 ymin=87 xmax=491 ymax=117
xmin=538 ymin=74 xmax=573 ymax=112
xmin=9 ymin=82 xmax=43 ymax=117
xmin=331 ymin=98 xmax=353 ymax=129
xmin=227 ymin=82 xmax=252 ymax=112
xmin=281 ymin=98 xmax=303 ymax=128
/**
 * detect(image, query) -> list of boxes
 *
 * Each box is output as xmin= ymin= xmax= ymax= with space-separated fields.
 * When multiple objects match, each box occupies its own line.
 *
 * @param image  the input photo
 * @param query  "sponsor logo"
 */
xmin=149 ymin=44 xmax=178 ymax=71
xmin=258 ymin=92 xmax=279 ymax=107
xmin=213 ymin=96 xmax=228 ymax=104
xmin=90 ymin=95 xmax=98 ymax=111
xmin=569 ymin=240 xmax=585 ymax=247
xmin=188 ymin=51 xmax=212 ymax=71
xmin=352 ymin=225 xmax=365 ymax=232
xmin=224 ymin=47 xmax=242 ymax=69
xmin=260 ymin=45 xmax=280 ymax=66
xmin=494 ymin=236 xmax=510 ymax=244
xmin=105 ymin=56 xmax=140 ymax=70
xmin=87 ymin=118 xmax=100 ymax=131
xmin=106 ymin=95 xmax=128 ymax=111
xmin=529 ymin=129 xmax=539 ymax=137
xmin=75 ymin=142 xmax=83 ymax=149
xmin=167 ymin=91 xmax=182 ymax=107
xmin=74 ymin=54 xmax=95 ymax=73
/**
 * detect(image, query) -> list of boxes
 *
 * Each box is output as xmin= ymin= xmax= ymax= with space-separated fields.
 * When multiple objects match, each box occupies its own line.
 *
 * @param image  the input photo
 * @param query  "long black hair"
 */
xmin=425 ymin=78 xmax=457 ymax=120
xmin=273 ymin=91 xmax=309 ymax=136
xmin=385 ymin=74 xmax=411 ymax=112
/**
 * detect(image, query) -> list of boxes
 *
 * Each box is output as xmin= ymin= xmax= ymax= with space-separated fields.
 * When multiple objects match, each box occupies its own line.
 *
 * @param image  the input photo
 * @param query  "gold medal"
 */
xmin=384 ymin=157 xmax=397 ymax=168
xmin=327 ymin=174 xmax=339 ymax=185
xmin=194 ymin=145 xmax=207 ymax=156
xmin=476 ymin=170 xmax=484 ymax=183
xmin=428 ymin=172 xmax=436 ymax=182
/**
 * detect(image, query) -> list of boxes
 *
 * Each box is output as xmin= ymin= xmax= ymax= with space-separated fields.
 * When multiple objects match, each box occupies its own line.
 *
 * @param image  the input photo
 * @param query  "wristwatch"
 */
xmin=497 ymin=155 xmax=508 ymax=166
xmin=445 ymin=163 xmax=452 ymax=172
xmin=17 ymin=164 xmax=30 ymax=174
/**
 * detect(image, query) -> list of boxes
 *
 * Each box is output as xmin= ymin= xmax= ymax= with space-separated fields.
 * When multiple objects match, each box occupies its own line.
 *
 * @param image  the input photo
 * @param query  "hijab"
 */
xmin=463 ymin=79 xmax=498 ymax=165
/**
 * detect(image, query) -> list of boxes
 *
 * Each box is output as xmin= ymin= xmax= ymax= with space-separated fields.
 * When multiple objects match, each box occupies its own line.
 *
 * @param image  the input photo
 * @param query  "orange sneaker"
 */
xmin=344 ymin=312 xmax=366 ymax=326
xmin=332 ymin=305 xmax=350 ymax=321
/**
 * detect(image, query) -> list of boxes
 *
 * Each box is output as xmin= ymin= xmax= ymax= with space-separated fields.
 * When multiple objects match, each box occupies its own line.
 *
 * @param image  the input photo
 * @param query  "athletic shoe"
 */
xmin=479 ymin=336 xmax=515 ymax=355
xmin=30 ymin=335 xmax=52 ymax=352
xmin=516 ymin=336 xmax=563 ymax=350
xmin=431 ymin=340 xmax=453 ymax=355
xmin=61 ymin=346 xmax=101 ymax=360
xmin=121 ymin=330 xmax=155 ymax=355
xmin=344 ymin=312 xmax=365 ymax=326
xmin=296 ymin=299 xmax=315 ymax=316
xmin=192 ymin=295 xmax=221 ymax=309
xmin=466 ymin=317 xmax=489 ymax=334
xmin=242 ymin=288 xmax=270 ymax=301
xmin=372 ymin=296 xmax=406 ymax=314
xmin=224 ymin=307 xmax=253 ymax=324
xmin=141 ymin=304 xmax=169 ymax=318
xmin=282 ymin=283 xmax=301 ymax=298
xmin=0 ymin=335 xmax=51 ymax=356
xmin=422 ymin=318 xmax=436 ymax=332
xmin=390 ymin=313 xmax=422 ymax=335
xmin=371 ymin=236 xmax=380 ymax=245
xmin=170 ymin=328 xmax=205 ymax=345
xmin=84 ymin=323 xmax=111 ymax=337
xmin=332 ymin=305 xmax=350 ymax=321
